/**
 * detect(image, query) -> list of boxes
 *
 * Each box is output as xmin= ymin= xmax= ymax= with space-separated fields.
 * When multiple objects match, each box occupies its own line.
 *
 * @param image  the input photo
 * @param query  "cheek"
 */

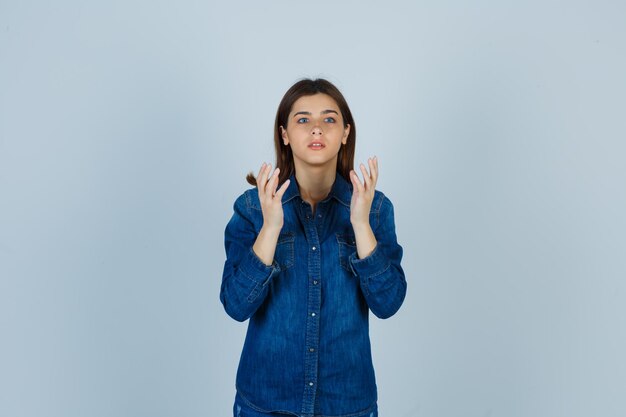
xmin=284 ymin=127 xmax=302 ymax=142
xmin=289 ymin=125 xmax=309 ymax=135
xmin=329 ymin=125 xmax=347 ymax=139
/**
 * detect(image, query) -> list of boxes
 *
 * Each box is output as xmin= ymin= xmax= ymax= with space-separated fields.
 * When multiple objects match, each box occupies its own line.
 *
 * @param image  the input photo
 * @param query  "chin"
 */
xmin=294 ymin=155 xmax=338 ymax=169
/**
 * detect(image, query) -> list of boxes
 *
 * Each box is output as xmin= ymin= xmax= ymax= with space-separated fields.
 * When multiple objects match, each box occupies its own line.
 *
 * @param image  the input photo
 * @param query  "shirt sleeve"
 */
xmin=220 ymin=192 xmax=281 ymax=322
xmin=348 ymin=195 xmax=407 ymax=319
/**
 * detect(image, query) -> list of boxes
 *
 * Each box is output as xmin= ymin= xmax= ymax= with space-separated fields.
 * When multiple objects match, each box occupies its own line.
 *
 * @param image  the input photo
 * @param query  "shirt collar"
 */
xmin=282 ymin=172 xmax=352 ymax=208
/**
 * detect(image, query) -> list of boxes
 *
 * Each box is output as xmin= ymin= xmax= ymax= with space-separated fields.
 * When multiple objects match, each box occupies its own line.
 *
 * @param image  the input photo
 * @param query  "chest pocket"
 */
xmin=336 ymin=233 xmax=357 ymax=272
xmin=274 ymin=232 xmax=295 ymax=270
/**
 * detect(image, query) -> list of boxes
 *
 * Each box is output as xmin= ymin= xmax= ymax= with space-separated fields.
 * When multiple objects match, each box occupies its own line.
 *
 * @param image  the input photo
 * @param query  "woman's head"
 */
xmin=246 ymin=78 xmax=356 ymax=186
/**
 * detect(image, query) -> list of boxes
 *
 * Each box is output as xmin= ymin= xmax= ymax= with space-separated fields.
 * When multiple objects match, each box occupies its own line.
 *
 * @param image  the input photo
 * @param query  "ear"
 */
xmin=280 ymin=126 xmax=289 ymax=145
xmin=342 ymin=124 xmax=350 ymax=145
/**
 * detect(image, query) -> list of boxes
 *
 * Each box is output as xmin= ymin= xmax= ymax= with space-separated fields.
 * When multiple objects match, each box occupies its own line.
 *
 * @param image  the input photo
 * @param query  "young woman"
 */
xmin=220 ymin=78 xmax=407 ymax=417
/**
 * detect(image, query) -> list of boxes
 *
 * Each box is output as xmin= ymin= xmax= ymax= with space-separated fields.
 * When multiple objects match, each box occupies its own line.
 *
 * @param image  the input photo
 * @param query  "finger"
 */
xmin=275 ymin=178 xmax=290 ymax=198
xmin=261 ymin=164 xmax=272 ymax=195
xmin=257 ymin=162 xmax=269 ymax=184
xmin=261 ymin=163 xmax=273 ymax=195
xmin=350 ymin=170 xmax=363 ymax=193
xmin=256 ymin=162 xmax=267 ymax=182
xmin=359 ymin=163 xmax=371 ymax=189
xmin=368 ymin=157 xmax=378 ymax=188
xmin=263 ymin=167 xmax=278 ymax=199
xmin=269 ymin=167 xmax=280 ymax=196
xmin=256 ymin=163 xmax=267 ymax=190
xmin=256 ymin=163 xmax=269 ymax=196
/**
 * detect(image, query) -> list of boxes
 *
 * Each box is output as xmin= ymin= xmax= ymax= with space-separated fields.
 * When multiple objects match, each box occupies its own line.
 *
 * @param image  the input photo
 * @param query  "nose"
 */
xmin=311 ymin=125 xmax=322 ymax=136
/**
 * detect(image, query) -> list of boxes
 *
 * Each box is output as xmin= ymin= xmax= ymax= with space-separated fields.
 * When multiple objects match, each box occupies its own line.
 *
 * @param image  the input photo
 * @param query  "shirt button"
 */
xmin=312 ymin=246 xmax=316 ymax=251
xmin=309 ymin=348 xmax=315 ymax=352
xmin=311 ymin=312 xmax=316 ymax=317
xmin=309 ymin=382 xmax=314 ymax=386
xmin=313 ymin=280 xmax=318 ymax=285
xmin=317 ymin=214 xmax=322 ymax=218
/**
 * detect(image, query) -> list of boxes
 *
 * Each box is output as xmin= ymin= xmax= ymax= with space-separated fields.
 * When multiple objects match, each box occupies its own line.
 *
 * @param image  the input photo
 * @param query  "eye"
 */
xmin=297 ymin=117 xmax=309 ymax=123
xmin=324 ymin=117 xmax=336 ymax=123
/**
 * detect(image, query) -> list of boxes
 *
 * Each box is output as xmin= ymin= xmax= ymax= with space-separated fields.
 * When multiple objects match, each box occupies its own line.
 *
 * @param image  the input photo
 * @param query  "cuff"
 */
xmin=240 ymin=247 xmax=281 ymax=286
xmin=348 ymin=244 xmax=391 ymax=279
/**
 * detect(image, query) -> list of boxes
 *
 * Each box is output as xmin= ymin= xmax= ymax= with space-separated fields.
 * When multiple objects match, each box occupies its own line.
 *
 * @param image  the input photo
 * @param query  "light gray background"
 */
xmin=1 ymin=1 xmax=625 ymax=416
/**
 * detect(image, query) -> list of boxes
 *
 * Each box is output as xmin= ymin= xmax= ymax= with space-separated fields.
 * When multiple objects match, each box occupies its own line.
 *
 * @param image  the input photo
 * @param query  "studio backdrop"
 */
xmin=1 ymin=1 xmax=625 ymax=416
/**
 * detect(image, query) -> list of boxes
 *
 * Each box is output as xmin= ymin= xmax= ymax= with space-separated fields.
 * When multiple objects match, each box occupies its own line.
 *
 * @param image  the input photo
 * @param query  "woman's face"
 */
xmin=280 ymin=93 xmax=350 ymax=172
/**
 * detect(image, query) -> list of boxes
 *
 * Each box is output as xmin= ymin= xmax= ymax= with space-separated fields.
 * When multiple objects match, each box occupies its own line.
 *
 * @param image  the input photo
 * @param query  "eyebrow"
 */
xmin=292 ymin=109 xmax=339 ymax=118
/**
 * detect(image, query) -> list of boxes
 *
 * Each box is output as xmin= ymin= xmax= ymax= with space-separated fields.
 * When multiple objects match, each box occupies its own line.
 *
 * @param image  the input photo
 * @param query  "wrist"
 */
xmin=260 ymin=223 xmax=282 ymax=237
xmin=350 ymin=221 xmax=372 ymax=235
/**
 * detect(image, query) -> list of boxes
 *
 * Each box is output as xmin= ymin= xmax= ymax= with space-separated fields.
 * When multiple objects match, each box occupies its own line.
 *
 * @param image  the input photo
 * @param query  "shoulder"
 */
xmin=370 ymin=190 xmax=397 ymax=230
xmin=371 ymin=190 xmax=394 ymax=213
xmin=232 ymin=188 xmax=262 ymax=213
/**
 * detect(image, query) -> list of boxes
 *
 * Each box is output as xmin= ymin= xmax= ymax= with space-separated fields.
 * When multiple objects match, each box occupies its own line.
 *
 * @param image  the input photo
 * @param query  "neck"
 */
xmin=294 ymin=163 xmax=337 ymax=212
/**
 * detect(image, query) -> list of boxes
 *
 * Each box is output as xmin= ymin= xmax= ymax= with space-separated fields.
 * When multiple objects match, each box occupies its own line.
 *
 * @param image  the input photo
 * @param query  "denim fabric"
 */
xmin=221 ymin=173 xmax=406 ymax=417
xmin=233 ymin=391 xmax=378 ymax=417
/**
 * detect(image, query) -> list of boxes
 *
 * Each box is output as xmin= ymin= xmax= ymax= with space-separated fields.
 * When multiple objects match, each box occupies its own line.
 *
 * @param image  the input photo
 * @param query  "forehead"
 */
xmin=290 ymin=93 xmax=340 ymax=114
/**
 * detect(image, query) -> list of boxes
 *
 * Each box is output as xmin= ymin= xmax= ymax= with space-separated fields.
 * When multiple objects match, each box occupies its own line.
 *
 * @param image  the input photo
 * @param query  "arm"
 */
xmin=350 ymin=196 xmax=407 ymax=319
xmin=349 ymin=157 xmax=406 ymax=319
xmin=220 ymin=164 xmax=290 ymax=322
xmin=220 ymin=193 xmax=279 ymax=322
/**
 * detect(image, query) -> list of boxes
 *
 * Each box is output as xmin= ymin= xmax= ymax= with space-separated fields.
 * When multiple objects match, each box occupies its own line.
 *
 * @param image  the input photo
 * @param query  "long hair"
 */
xmin=246 ymin=78 xmax=356 ymax=186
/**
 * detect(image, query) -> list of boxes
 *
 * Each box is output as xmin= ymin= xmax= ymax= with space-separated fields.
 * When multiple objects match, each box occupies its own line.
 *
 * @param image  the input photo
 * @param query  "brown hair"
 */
xmin=246 ymin=78 xmax=356 ymax=186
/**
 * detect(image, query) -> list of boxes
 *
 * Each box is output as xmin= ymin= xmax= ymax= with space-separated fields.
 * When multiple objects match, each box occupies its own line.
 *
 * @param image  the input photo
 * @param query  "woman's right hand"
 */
xmin=256 ymin=163 xmax=290 ymax=231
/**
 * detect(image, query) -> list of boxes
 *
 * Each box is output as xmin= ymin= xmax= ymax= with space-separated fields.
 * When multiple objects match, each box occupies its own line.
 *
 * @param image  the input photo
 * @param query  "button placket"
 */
xmin=300 ymin=199 xmax=321 ymax=414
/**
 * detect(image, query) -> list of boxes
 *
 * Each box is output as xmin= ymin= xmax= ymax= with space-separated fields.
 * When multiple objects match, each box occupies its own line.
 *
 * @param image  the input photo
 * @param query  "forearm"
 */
xmin=350 ymin=245 xmax=407 ymax=319
xmin=221 ymin=184 xmax=286 ymax=322
xmin=361 ymin=260 xmax=406 ymax=319
xmin=352 ymin=221 xmax=377 ymax=259
xmin=350 ymin=195 xmax=406 ymax=319
xmin=220 ymin=247 xmax=280 ymax=322
xmin=252 ymin=224 xmax=282 ymax=266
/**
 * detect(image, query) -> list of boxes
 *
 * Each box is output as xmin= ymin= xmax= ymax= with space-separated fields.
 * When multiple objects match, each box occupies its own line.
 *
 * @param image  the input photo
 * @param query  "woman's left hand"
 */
xmin=349 ymin=156 xmax=378 ymax=228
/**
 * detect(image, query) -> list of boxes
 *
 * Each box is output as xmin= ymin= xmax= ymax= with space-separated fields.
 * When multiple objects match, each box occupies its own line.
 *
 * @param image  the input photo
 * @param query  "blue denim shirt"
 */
xmin=220 ymin=173 xmax=406 ymax=417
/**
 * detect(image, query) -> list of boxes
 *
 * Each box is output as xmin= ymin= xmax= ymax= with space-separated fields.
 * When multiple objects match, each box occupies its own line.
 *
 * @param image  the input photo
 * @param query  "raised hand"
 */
xmin=256 ymin=163 xmax=290 ymax=231
xmin=349 ymin=157 xmax=379 ymax=259
xmin=349 ymin=156 xmax=378 ymax=228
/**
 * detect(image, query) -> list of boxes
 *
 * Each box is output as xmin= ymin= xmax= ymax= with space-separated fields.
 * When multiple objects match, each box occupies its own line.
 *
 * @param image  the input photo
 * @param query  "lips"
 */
xmin=308 ymin=142 xmax=325 ymax=150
